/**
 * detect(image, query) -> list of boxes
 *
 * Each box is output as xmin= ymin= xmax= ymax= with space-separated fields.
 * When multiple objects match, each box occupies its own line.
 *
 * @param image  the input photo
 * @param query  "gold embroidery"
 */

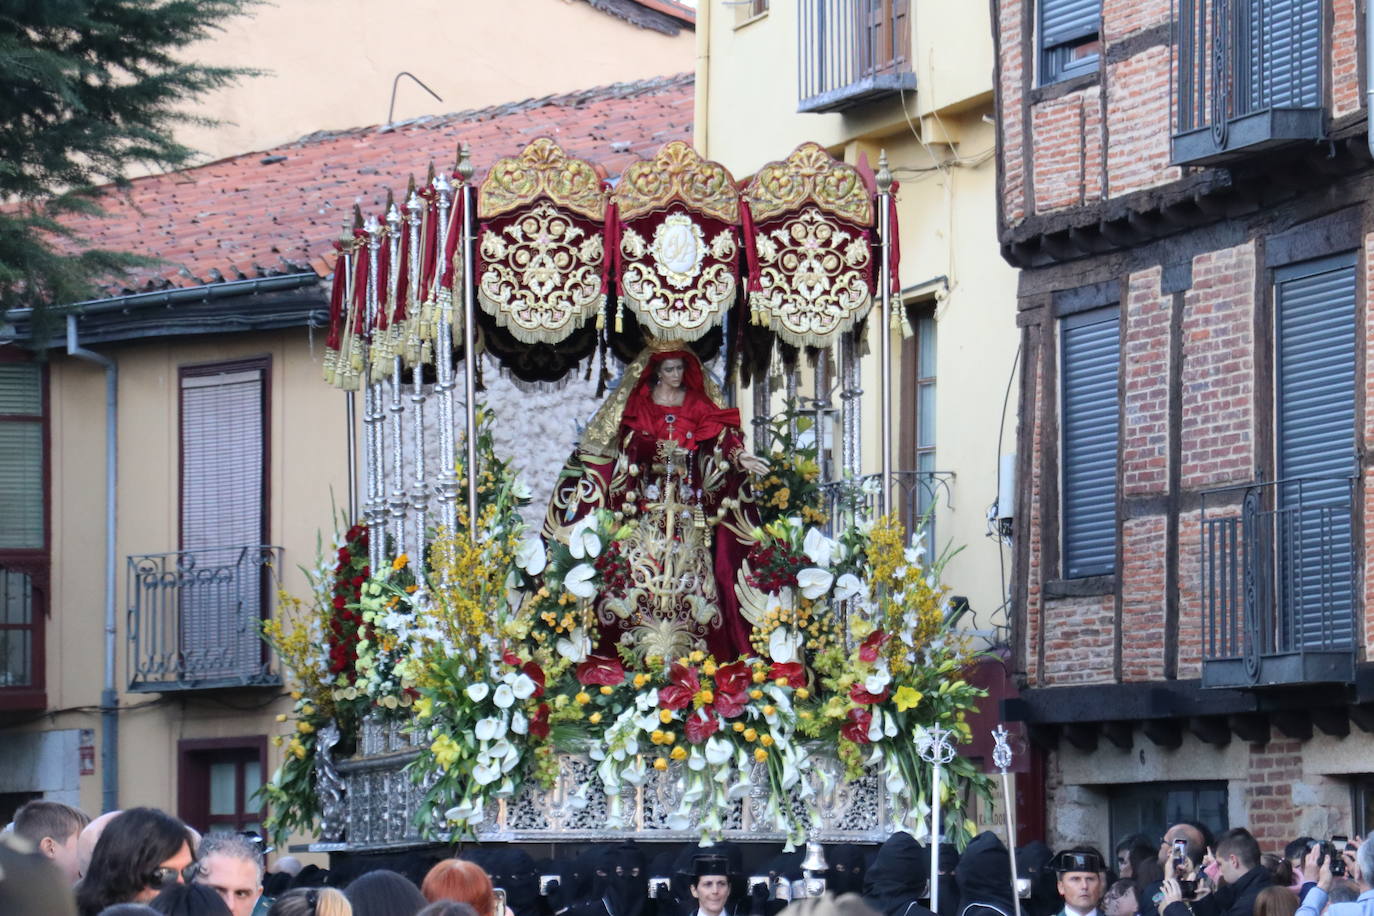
xmin=477 ymin=200 xmax=604 ymax=344
xmin=742 ymin=141 xmax=873 ymax=225
xmin=620 ymin=217 xmax=736 ymax=342
xmin=478 ymin=137 xmax=606 ymax=221
xmin=613 ymin=141 xmax=739 ymax=223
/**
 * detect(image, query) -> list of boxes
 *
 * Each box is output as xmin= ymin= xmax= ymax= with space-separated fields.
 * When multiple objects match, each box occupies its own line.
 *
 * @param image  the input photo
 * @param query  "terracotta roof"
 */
xmin=56 ymin=73 xmax=695 ymax=297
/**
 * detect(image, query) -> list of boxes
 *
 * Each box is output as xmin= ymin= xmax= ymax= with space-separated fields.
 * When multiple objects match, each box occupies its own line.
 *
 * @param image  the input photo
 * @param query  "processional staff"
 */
xmin=458 ymin=145 xmax=480 ymax=535
xmin=916 ymin=723 xmax=957 ymax=915
xmin=876 ymin=150 xmax=894 ymax=516
xmin=992 ymin=724 xmax=1023 ymax=916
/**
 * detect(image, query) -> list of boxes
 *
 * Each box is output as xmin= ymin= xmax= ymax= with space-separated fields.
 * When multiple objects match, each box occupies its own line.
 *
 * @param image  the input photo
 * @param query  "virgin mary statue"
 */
xmin=544 ymin=340 xmax=769 ymax=661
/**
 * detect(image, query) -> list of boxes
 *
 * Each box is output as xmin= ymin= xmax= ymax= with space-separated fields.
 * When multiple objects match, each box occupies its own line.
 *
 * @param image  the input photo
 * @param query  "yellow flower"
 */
xmin=575 ymin=692 xmax=591 ymax=705
xmin=301 ymin=704 xmax=315 ymax=716
xmin=271 ymin=735 xmax=284 ymax=747
xmin=405 ymin=584 xmax=418 ymax=594
xmin=589 ymin=712 xmax=603 ymax=725
xmin=275 ymin=713 xmax=288 ymax=723
xmin=774 ymin=677 xmax=790 ymax=687
xmin=653 ymin=757 xmax=669 ymax=771
xmin=600 ymin=685 xmax=614 ymax=696
xmin=733 ymin=722 xmax=745 ymax=733
xmin=297 ymin=720 xmax=314 ymax=734
xmin=752 ymin=671 xmax=767 ymax=684
xmin=659 ymin=708 xmax=674 ymax=724
xmin=796 ymin=688 xmax=810 ymax=700
xmin=762 ymin=705 xmax=776 ymax=717
xmin=894 ymin=686 xmax=923 ymax=712
xmin=430 ymin=734 xmax=460 ymax=771
xmin=415 ymin=696 xmax=434 ymax=720
xmin=670 ymin=745 xmax=688 ymax=761
xmin=662 ymin=731 xmax=676 ymax=744
xmin=651 ymin=730 xmax=666 ymax=744
xmin=289 ymin=739 xmax=307 ymax=760
xmin=290 ymin=690 xmax=303 ymax=700
xmin=749 ymin=689 xmax=763 ymax=700
xmin=634 ymin=673 xmax=650 ymax=689
xmin=689 ymin=650 xmax=705 ymax=663
xmin=799 ymin=710 xmax=813 ymax=720
xmin=760 ymin=734 xmax=775 ymax=747
xmin=392 ymin=554 xmax=409 ymax=571
xmin=753 ymin=748 xmax=769 ymax=762
xmin=743 ymin=728 xmax=758 ymax=742
xmin=703 ymin=659 xmax=718 ymax=676
xmin=695 ymin=689 xmax=714 ymax=707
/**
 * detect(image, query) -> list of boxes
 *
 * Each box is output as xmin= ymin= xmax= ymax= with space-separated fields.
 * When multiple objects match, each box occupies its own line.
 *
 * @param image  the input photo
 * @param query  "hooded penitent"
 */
xmin=956 ymin=832 xmax=1016 ymax=916
xmin=863 ymin=832 xmax=935 ymax=916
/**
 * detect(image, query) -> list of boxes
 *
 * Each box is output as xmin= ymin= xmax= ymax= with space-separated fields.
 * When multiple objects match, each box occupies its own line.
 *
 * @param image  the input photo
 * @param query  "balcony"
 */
xmin=126 ymin=545 xmax=282 ymax=692
xmin=798 ymin=0 xmax=916 ymax=113
xmin=819 ymin=469 xmax=954 ymax=544
xmin=1200 ymin=476 xmax=1355 ymax=689
xmin=1171 ymin=0 xmax=1326 ymax=166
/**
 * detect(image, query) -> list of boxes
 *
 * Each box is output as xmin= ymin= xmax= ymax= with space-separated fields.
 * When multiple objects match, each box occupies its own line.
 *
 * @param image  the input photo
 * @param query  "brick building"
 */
xmin=995 ymin=0 xmax=1374 ymax=849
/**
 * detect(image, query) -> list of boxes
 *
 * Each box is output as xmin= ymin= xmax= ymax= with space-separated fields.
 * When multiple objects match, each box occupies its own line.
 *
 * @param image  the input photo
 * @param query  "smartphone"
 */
xmin=493 ymin=888 xmax=507 ymax=915
xmin=1016 ymin=878 xmax=1032 ymax=899
xmin=1173 ymin=839 xmax=1189 ymax=869
xmin=1331 ymin=837 xmax=1349 ymax=877
xmin=648 ymin=877 xmax=672 ymax=900
xmin=749 ymin=876 xmax=771 ymax=896
xmin=539 ymin=875 xmax=559 ymax=896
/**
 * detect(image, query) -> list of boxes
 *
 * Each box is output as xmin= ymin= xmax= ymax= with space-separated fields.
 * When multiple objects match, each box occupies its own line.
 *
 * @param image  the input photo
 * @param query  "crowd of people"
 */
xmin=4 ymin=801 xmax=1371 ymax=916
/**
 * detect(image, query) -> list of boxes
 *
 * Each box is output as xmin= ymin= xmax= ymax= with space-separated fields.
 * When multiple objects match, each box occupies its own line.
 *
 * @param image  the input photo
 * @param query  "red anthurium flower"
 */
xmin=684 ymin=709 xmax=720 ymax=744
xmin=769 ymin=661 xmax=806 ymax=689
xmin=529 ymin=703 xmax=550 ymax=738
xmin=849 ymin=683 xmax=891 ymax=705
xmin=657 ymin=663 xmax=700 ymax=710
xmin=859 ymin=630 xmax=891 ymax=663
xmin=576 ymin=655 xmax=626 ymax=687
xmin=713 ymin=691 xmax=747 ymax=718
xmin=840 ymin=707 xmax=873 ymax=744
xmin=714 ymin=661 xmax=752 ymax=697
xmin=502 ymin=649 xmax=522 ymax=667
xmin=522 ymin=661 xmax=546 ymax=699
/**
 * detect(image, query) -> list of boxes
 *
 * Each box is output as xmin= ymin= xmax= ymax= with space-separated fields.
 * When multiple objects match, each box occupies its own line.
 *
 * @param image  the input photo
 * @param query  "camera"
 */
xmin=1331 ymin=837 xmax=1349 ymax=877
xmin=1177 ymin=880 xmax=1197 ymax=901
xmin=648 ymin=877 xmax=672 ymax=900
xmin=1016 ymin=878 xmax=1032 ymax=899
xmin=539 ymin=876 xmax=560 ymax=897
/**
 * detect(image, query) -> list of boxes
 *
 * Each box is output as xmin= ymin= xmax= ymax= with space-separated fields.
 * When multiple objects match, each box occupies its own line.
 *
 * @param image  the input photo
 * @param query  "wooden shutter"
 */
xmin=0 ymin=365 xmax=44 ymax=550
xmin=1060 ymin=308 xmax=1119 ymax=578
xmin=1276 ymin=254 xmax=1355 ymax=650
xmin=179 ymin=362 xmax=267 ymax=681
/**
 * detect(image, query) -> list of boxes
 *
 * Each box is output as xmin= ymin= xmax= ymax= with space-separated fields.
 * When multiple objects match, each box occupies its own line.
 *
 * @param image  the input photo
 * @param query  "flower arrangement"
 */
xmin=751 ymin=403 xmax=826 ymax=526
xmin=261 ymin=408 xmax=992 ymax=849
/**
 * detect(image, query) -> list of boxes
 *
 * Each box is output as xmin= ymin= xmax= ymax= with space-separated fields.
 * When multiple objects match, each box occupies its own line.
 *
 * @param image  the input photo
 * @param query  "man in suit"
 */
xmin=687 ymin=855 xmax=735 ymax=916
xmin=1054 ymin=849 xmax=1108 ymax=916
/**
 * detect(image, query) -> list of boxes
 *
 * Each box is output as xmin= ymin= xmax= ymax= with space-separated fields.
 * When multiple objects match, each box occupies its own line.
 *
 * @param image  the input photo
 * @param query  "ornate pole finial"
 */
xmin=457 ymin=142 xmax=475 ymax=183
xmin=992 ymin=725 xmax=1024 ymax=916
xmin=992 ymin=723 xmax=1014 ymax=772
xmin=876 ymin=149 xmax=893 ymax=194
xmin=916 ymin=724 xmax=956 ymax=914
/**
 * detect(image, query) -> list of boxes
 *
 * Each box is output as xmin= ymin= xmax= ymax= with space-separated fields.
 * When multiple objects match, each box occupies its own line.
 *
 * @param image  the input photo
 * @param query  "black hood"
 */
xmin=828 ymin=845 xmax=868 ymax=896
xmin=864 ymin=832 xmax=933 ymax=916
xmin=956 ymin=833 xmax=1015 ymax=911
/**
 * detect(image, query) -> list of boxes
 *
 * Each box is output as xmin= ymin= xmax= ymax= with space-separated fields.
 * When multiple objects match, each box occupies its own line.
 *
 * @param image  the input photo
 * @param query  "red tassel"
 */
xmin=887 ymin=180 xmax=901 ymax=295
xmin=394 ymin=219 xmax=411 ymax=324
xmin=419 ymin=190 xmax=439 ymax=305
xmin=601 ymin=199 xmax=620 ymax=297
xmin=375 ymin=232 xmax=392 ymax=332
xmin=739 ymin=200 xmax=763 ymax=294
xmin=325 ymin=241 xmax=346 ymax=351
xmin=351 ymin=228 xmax=370 ymax=339
xmin=439 ymin=186 xmax=464 ymax=291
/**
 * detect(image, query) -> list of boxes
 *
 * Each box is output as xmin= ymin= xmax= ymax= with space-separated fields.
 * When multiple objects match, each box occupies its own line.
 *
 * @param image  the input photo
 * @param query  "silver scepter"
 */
xmin=916 ymin=723 xmax=957 ymax=915
xmin=992 ymin=724 xmax=1023 ymax=916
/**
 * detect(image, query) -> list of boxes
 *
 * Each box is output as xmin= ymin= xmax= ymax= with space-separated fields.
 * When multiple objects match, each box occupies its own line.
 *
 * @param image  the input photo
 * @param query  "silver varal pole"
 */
xmin=875 ymin=150 xmax=894 ymax=516
xmin=385 ymin=204 xmax=408 ymax=559
xmin=363 ymin=215 xmax=386 ymax=572
xmin=916 ymin=724 xmax=956 ymax=915
xmin=406 ymin=192 xmax=430 ymax=582
xmin=459 ymin=150 xmax=480 ymax=534
xmin=993 ymin=725 xmax=1024 ymax=916
xmin=431 ymin=175 xmax=459 ymax=538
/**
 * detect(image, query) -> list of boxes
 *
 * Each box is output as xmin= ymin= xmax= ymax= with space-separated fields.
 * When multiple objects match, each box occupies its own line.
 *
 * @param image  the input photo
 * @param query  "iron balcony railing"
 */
xmin=1171 ymin=0 xmax=1325 ymax=165
xmin=798 ymin=0 xmax=916 ymax=113
xmin=126 ymin=545 xmax=282 ymax=691
xmin=819 ymin=470 xmax=954 ymax=545
xmin=1200 ymin=476 xmax=1355 ymax=688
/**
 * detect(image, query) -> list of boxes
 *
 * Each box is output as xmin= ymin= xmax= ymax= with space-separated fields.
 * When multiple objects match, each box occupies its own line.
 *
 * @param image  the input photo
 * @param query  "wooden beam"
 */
xmin=1272 ymin=709 xmax=1313 ymax=741
xmin=1102 ymin=721 xmax=1134 ymax=750
xmin=1312 ymin=706 xmax=1349 ymax=738
xmin=1142 ymin=719 xmax=1182 ymax=749
xmin=1064 ymin=723 xmax=1099 ymax=752
xmin=1229 ymin=713 xmax=1269 ymax=745
xmin=1349 ymin=705 xmax=1374 ymax=733
xmin=1188 ymin=716 xmax=1232 ymax=747
xmin=1028 ymin=724 xmax=1060 ymax=750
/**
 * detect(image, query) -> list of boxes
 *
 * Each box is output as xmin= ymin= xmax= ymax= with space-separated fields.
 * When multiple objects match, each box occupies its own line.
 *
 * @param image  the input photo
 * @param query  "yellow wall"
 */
xmin=177 ymin=0 xmax=695 ymax=162
xmin=700 ymin=3 xmax=1019 ymax=631
xmin=19 ymin=327 xmax=346 ymax=854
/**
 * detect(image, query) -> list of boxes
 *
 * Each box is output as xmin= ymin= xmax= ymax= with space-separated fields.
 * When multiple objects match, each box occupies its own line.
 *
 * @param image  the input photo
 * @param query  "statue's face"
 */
xmin=659 ymin=358 xmax=685 ymax=389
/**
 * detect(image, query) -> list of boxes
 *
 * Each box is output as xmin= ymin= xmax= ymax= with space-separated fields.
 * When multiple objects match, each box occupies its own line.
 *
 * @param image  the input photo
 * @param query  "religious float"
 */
xmin=259 ymin=138 xmax=1007 ymax=860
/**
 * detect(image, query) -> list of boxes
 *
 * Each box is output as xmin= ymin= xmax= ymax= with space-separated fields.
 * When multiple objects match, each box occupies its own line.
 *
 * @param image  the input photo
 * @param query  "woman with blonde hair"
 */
xmin=267 ymin=887 xmax=353 ymax=916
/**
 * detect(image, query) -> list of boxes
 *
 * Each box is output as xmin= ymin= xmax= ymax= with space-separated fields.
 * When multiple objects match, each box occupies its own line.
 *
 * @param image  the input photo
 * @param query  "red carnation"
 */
xmin=522 ymin=661 xmax=546 ymax=698
xmin=529 ymin=703 xmax=550 ymax=738
xmin=332 ymin=596 xmax=347 ymax=610
xmin=576 ymin=655 xmax=626 ymax=687
xmin=849 ymin=682 xmax=891 ymax=705
xmin=714 ymin=661 xmax=752 ymax=697
xmin=346 ymin=524 xmax=365 ymax=541
xmin=337 ymin=548 xmax=351 ymax=565
xmin=657 ymin=663 xmax=700 ymax=710
xmin=350 ymin=575 xmax=365 ymax=587
xmin=684 ymin=709 xmax=720 ymax=744
xmin=859 ymin=630 xmax=891 ymax=664
xmin=769 ymin=661 xmax=806 ymax=689
xmin=840 ymin=707 xmax=873 ymax=744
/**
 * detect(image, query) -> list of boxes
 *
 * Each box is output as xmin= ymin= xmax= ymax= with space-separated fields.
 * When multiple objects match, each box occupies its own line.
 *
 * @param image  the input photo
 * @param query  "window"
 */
xmin=0 ymin=358 xmax=47 ymax=707
xmin=1275 ymin=254 xmax=1356 ymax=649
xmin=1040 ymin=0 xmax=1100 ymax=84
xmin=178 ymin=358 xmax=269 ymax=682
xmin=900 ymin=306 xmax=937 ymax=544
xmin=178 ymin=738 xmax=266 ymax=836
xmin=1109 ymin=781 xmax=1228 ymax=845
xmin=1060 ymin=308 xmax=1119 ymax=578
xmin=733 ymin=0 xmax=768 ymax=24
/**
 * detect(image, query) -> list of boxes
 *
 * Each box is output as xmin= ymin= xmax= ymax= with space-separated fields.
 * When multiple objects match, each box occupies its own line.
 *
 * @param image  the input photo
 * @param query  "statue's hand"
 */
xmin=738 ymin=452 xmax=769 ymax=475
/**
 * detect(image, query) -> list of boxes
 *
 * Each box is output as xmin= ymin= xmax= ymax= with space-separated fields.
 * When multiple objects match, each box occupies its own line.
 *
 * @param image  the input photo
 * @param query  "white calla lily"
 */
xmin=567 ymin=517 xmax=602 ymax=559
xmin=472 ymin=761 xmax=501 ymax=786
xmin=556 ymin=628 xmax=592 ymax=662
xmin=564 ymin=563 xmax=597 ymax=598
xmin=510 ymin=673 xmax=537 ymax=700
xmin=466 ymin=683 xmax=490 ymax=703
xmin=492 ymin=683 xmax=515 ymax=708
xmin=796 ymin=567 xmax=834 ymax=599
xmin=515 ymin=538 xmax=547 ymax=575
xmin=475 ymin=716 xmax=502 ymax=742
xmin=512 ymin=477 xmax=532 ymax=500
xmin=705 ymin=736 xmax=733 ymax=766
xmin=768 ymin=626 xmax=803 ymax=664
xmin=867 ymin=711 xmax=884 ymax=743
xmin=834 ymin=573 xmax=867 ymax=602
xmin=510 ymin=710 xmax=528 ymax=735
xmin=803 ymin=527 xmax=834 ymax=567
xmin=864 ymin=669 xmax=891 ymax=694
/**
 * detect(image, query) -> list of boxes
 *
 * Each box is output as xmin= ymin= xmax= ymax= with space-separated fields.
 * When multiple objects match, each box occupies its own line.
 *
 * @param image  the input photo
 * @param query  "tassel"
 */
xmin=615 ymin=298 xmax=624 ymax=334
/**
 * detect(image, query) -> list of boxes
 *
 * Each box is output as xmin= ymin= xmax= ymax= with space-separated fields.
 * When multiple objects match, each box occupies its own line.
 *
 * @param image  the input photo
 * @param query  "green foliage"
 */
xmin=0 ymin=1 xmax=260 ymax=319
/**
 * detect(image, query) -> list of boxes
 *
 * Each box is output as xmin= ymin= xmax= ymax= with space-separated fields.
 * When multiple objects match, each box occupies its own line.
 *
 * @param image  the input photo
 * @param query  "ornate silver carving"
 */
xmin=315 ymin=721 xmax=347 ymax=842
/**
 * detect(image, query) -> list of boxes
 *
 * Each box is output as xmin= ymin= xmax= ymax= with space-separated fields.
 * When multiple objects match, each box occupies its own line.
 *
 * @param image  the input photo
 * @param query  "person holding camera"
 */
xmin=1161 ymin=829 xmax=1272 ymax=916
xmin=1295 ymin=836 xmax=1374 ymax=916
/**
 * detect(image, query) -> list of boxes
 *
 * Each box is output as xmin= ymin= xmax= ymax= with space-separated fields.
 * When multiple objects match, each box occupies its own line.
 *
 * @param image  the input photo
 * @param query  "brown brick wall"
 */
xmin=1245 ymin=741 xmax=1304 ymax=850
xmin=1032 ymin=95 xmax=1087 ymax=212
xmin=1123 ymin=266 xmax=1171 ymax=496
xmin=1105 ymin=46 xmax=1179 ymax=198
xmin=1102 ymin=0 xmax=1170 ymax=41
xmin=1332 ymin=0 xmax=1361 ymax=117
xmin=1176 ymin=510 xmax=1205 ymax=680
xmin=1180 ymin=242 xmax=1257 ymax=492
xmin=1042 ymin=595 xmax=1116 ymax=685
xmin=999 ymin=0 xmax=1026 ymax=225
xmin=1121 ymin=514 xmax=1167 ymax=681
xmin=1025 ymin=349 xmax=1045 ymax=686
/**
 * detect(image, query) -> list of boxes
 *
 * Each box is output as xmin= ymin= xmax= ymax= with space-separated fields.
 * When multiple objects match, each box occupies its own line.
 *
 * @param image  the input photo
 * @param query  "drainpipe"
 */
xmin=66 ymin=315 xmax=119 ymax=813
xmin=694 ymin=0 xmax=711 ymax=156
xmin=1368 ymin=0 xmax=1374 ymax=158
